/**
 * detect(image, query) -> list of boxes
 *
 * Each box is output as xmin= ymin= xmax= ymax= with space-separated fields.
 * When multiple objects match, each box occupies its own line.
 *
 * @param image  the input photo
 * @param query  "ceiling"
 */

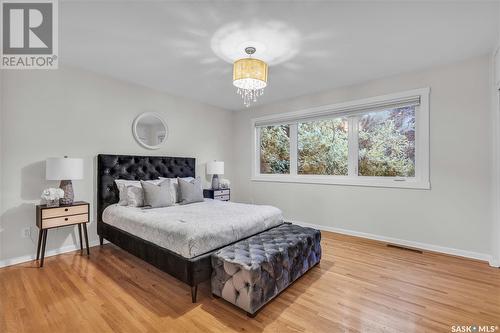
xmin=60 ymin=1 xmax=499 ymax=111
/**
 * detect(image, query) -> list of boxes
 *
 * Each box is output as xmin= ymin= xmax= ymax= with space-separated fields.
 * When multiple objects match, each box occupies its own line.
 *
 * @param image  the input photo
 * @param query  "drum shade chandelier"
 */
xmin=233 ymin=47 xmax=268 ymax=107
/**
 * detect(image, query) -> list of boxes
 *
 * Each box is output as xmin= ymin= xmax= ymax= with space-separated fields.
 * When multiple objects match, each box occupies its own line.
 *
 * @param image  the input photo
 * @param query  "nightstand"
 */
xmin=203 ymin=189 xmax=230 ymax=201
xmin=35 ymin=201 xmax=90 ymax=267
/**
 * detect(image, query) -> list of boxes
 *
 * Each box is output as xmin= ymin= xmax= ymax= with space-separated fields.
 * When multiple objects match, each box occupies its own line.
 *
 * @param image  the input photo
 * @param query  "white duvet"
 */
xmin=102 ymin=199 xmax=283 ymax=258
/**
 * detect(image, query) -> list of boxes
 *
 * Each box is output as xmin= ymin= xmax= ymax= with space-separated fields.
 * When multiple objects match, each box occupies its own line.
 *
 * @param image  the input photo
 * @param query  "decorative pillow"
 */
xmin=114 ymin=179 xmax=137 ymax=205
xmin=140 ymin=179 xmax=174 ymax=208
xmin=178 ymin=177 xmax=204 ymax=205
xmin=159 ymin=177 xmax=194 ymax=203
xmin=114 ymin=179 xmax=162 ymax=206
xmin=126 ymin=186 xmax=144 ymax=207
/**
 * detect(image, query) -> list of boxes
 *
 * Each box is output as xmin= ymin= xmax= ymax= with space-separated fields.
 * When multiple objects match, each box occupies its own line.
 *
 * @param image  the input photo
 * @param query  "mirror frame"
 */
xmin=132 ymin=112 xmax=169 ymax=150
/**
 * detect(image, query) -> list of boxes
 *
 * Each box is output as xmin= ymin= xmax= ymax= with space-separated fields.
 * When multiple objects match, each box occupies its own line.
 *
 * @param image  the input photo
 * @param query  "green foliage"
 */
xmin=259 ymin=107 xmax=415 ymax=178
xmin=358 ymin=109 xmax=415 ymax=177
xmin=298 ymin=118 xmax=348 ymax=175
xmin=260 ymin=125 xmax=290 ymax=174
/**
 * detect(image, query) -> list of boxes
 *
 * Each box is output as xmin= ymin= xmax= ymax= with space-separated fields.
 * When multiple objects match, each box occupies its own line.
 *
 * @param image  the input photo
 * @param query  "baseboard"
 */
xmin=489 ymin=257 xmax=500 ymax=268
xmin=0 ymin=239 xmax=109 ymax=268
xmin=289 ymin=219 xmax=497 ymax=267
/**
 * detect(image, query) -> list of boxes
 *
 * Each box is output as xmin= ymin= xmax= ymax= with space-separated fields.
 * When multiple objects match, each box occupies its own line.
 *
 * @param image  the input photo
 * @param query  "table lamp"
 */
xmin=46 ymin=156 xmax=83 ymax=205
xmin=206 ymin=161 xmax=224 ymax=190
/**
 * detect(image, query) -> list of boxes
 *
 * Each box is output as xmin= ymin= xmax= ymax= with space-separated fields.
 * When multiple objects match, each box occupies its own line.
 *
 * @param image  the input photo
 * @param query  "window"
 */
xmin=358 ymin=106 xmax=415 ymax=177
xmin=298 ymin=117 xmax=348 ymax=176
xmin=260 ymin=125 xmax=290 ymax=174
xmin=252 ymin=88 xmax=430 ymax=189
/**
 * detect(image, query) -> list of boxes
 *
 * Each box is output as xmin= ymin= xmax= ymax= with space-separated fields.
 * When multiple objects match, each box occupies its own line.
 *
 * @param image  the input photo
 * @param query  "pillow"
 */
xmin=140 ymin=179 xmax=174 ymax=208
xmin=114 ymin=179 xmax=137 ymax=205
xmin=114 ymin=179 xmax=163 ymax=206
xmin=178 ymin=177 xmax=204 ymax=205
xmin=159 ymin=177 xmax=194 ymax=203
xmin=126 ymin=186 xmax=144 ymax=207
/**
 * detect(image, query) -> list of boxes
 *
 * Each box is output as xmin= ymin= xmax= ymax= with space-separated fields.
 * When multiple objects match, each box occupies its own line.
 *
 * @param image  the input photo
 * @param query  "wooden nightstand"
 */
xmin=203 ymin=189 xmax=230 ymax=201
xmin=36 ymin=201 xmax=90 ymax=267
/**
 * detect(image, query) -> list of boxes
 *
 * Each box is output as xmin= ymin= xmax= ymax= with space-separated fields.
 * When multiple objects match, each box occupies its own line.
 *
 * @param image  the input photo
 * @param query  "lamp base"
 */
xmin=211 ymin=175 xmax=220 ymax=190
xmin=59 ymin=180 xmax=74 ymax=205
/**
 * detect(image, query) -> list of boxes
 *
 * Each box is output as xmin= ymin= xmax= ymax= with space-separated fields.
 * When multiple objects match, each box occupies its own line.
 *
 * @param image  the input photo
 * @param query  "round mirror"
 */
xmin=132 ymin=113 xmax=168 ymax=150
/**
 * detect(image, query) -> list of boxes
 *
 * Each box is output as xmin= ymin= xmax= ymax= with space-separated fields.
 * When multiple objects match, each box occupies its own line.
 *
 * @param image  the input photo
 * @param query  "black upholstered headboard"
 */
xmin=96 ymin=154 xmax=195 ymax=223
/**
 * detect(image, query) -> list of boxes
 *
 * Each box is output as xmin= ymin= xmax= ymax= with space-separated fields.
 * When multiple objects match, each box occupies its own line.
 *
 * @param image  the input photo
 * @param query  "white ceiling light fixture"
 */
xmin=233 ymin=46 xmax=268 ymax=107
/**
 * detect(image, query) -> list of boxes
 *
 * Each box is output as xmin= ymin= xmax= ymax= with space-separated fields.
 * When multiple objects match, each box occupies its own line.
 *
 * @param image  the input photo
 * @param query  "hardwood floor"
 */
xmin=1 ymin=231 xmax=499 ymax=333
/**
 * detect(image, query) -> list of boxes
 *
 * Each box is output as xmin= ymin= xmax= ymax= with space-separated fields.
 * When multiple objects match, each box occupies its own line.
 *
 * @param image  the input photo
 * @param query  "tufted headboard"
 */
xmin=96 ymin=154 xmax=195 ymax=223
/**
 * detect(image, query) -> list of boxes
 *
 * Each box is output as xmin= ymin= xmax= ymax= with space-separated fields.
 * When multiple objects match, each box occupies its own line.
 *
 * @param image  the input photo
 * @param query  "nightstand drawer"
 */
xmin=42 ymin=205 xmax=88 ymax=219
xmin=215 ymin=195 xmax=230 ymax=201
xmin=42 ymin=213 xmax=89 ymax=229
xmin=214 ymin=189 xmax=230 ymax=196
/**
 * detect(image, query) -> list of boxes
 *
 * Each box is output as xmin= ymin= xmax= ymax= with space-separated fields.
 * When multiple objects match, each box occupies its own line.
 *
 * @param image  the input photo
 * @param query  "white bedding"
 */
xmin=102 ymin=199 xmax=283 ymax=258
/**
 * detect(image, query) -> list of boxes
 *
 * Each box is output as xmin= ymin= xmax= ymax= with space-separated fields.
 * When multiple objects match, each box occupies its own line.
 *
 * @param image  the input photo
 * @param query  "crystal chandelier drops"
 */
xmin=236 ymin=82 xmax=265 ymax=107
xmin=233 ymin=47 xmax=268 ymax=107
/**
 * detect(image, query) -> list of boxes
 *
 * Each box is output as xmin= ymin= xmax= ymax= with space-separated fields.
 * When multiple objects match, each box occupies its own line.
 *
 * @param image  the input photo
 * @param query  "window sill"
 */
xmin=251 ymin=175 xmax=430 ymax=190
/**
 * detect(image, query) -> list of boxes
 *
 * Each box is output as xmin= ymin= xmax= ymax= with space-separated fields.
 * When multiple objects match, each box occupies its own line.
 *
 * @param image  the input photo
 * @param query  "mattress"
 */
xmin=102 ymin=199 xmax=283 ymax=258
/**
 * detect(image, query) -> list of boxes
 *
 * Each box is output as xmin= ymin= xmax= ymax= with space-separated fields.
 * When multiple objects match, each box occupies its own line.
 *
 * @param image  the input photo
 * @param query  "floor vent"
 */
xmin=386 ymin=244 xmax=423 ymax=254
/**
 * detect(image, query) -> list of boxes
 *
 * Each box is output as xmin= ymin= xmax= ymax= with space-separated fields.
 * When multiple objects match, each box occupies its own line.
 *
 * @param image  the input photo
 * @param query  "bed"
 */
xmin=96 ymin=154 xmax=283 ymax=302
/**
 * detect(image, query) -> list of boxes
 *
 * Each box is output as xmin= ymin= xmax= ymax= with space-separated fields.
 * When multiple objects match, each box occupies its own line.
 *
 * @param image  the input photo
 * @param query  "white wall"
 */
xmin=0 ymin=66 xmax=233 ymax=266
xmin=490 ymin=53 xmax=499 ymax=267
xmin=232 ymin=55 xmax=494 ymax=262
xmin=0 ymin=71 xmax=4 ymax=253
xmin=490 ymin=12 xmax=500 ymax=267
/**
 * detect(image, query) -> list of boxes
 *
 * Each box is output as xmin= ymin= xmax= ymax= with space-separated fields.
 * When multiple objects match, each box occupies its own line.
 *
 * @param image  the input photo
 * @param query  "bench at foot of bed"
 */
xmin=211 ymin=224 xmax=322 ymax=316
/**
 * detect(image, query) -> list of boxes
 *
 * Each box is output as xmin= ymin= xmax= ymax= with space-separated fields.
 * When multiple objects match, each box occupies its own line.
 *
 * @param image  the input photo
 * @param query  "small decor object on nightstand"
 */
xmin=206 ymin=160 xmax=224 ymax=190
xmin=46 ymin=157 xmax=83 ymax=205
xmin=35 ymin=201 xmax=90 ymax=267
xmin=41 ymin=188 xmax=64 ymax=207
xmin=219 ymin=178 xmax=230 ymax=189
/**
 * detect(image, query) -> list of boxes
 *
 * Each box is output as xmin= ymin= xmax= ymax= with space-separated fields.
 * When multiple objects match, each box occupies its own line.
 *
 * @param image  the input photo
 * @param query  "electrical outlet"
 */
xmin=22 ymin=227 xmax=30 ymax=238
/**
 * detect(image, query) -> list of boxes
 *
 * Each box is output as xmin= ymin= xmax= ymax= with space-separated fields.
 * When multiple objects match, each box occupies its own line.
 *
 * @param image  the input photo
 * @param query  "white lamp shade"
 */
xmin=206 ymin=161 xmax=224 ymax=175
xmin=46 ymin=157 xmax=84 ymax=180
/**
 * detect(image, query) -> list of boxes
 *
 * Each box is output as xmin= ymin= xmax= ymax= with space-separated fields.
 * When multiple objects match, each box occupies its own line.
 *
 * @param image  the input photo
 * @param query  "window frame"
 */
xmin=251 ymin=88 xmax=430 ymax=189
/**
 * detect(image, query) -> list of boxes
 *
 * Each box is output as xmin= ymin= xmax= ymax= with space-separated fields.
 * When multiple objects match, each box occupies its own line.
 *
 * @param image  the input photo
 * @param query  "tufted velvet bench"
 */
xmin=211 ymin=223 xmax=321 ymax=316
